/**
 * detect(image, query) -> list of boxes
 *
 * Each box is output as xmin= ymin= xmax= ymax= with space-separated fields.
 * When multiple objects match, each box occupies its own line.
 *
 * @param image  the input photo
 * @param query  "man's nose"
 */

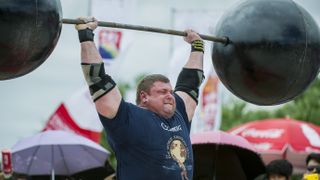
xmin=165 ymin=92 xmax=174 ymax=99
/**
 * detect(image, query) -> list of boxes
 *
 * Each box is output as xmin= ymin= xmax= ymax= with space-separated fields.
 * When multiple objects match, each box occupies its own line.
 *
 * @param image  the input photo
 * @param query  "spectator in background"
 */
xmin=265 ymin=159 xmax=293 ymax=180
xmin=303 ymin=153 xmax=320 ymax=180
xmin=306 ymin=153 xmax=320 ymax=174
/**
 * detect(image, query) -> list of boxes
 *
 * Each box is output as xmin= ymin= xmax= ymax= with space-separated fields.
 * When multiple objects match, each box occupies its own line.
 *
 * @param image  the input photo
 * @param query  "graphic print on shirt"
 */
xmin=167 ymin=136 xmax=189 ymax=180
xmin=161 ymin=123 xmax=182 ymax=132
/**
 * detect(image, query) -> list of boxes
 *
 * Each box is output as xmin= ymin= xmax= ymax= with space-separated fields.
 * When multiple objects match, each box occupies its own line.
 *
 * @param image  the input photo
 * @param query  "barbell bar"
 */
xmin=0 ymin=0 xmax=319 ymax=106
xmin=62 ymin=19 xmax=229 ymax=44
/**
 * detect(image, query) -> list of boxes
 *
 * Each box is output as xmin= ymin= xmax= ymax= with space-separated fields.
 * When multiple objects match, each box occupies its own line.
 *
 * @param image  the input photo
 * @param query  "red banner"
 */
xmin=200 ymin=72 xmax=221 ymax=131
xmin=43 ymin=104 xmax=101 ymax=143
xmin=2 ymin=149 xmax=12 ymax=177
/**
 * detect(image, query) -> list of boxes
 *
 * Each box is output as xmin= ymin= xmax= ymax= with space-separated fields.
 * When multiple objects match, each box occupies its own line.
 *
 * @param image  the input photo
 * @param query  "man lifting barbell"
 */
xmin=1 ymin=0 xmax=319 ymax=106
xmin=75 ymin=16 xmax=204 ymax=180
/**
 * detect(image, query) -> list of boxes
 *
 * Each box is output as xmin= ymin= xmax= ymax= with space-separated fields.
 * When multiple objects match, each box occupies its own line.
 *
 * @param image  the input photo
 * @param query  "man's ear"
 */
xmin=140 ymin=91 xmax=148 ymax=103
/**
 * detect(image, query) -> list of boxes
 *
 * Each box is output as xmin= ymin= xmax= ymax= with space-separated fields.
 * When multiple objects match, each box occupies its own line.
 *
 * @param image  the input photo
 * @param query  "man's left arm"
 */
xmin=175 ymin=29 xmax=204 ymax=122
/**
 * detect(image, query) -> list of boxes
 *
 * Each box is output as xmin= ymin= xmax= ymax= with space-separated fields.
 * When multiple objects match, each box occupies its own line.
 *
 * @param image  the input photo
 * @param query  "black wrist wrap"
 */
xmin=191 ymin=40 xmax=204 ymax=53
xmin=78 ymin=28 xmax=94 ymax=43
xmin=174 ymin=68 xmax=205 ymax=104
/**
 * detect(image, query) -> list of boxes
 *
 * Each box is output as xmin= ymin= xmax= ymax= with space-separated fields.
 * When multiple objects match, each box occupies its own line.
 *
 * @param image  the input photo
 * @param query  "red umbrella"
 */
xmin=228 ymin=118 xmax=320 ymax=173
xmin=191 ymin=131 xmax=265 ymax=180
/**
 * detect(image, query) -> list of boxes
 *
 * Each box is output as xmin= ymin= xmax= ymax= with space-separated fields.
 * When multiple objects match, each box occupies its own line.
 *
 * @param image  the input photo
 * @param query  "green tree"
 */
xmin=274 ymin=78 xmax=320 ymax=125
xmin=221 ymin=77 xmax=320 ymax=130
xmin=100 ymin=130 xmax=117 ymax=168
xmin=221 ymin=101 xmax=274 ymax=131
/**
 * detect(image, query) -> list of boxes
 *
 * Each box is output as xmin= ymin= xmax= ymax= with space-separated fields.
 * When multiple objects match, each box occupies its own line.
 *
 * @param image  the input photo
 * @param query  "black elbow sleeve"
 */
xmin=174 ymin=68 xmax=204 ymax=103
xmin=81 ymin=62 xmax=116 ymax=101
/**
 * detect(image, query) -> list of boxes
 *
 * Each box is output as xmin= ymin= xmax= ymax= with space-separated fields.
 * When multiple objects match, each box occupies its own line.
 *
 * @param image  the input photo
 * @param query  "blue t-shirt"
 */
xmin=99 ymin=94 xmax=193 ymax=180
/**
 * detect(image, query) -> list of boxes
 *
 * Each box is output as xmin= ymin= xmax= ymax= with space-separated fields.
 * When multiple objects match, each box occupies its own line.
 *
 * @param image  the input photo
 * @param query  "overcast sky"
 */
xmin=0 ymin=0 xmax=319 ymax=153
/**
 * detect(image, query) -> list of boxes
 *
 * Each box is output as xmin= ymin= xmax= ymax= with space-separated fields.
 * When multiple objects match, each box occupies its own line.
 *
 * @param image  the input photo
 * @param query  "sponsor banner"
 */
xmin=1 ymin=149 xmax=12 ymax=178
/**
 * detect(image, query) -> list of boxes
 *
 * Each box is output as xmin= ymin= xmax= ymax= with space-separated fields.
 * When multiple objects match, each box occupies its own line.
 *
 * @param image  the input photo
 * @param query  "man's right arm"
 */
xmin=76 ymin=17 xmax=122 ymax=119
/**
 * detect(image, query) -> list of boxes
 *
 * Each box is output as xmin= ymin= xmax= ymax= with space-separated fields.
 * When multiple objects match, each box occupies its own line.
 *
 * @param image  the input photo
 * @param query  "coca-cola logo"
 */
xmin=252 ymin=143 xmax=273 ymax=150
xmin=240 ymin=128 xmax=285 ymax=138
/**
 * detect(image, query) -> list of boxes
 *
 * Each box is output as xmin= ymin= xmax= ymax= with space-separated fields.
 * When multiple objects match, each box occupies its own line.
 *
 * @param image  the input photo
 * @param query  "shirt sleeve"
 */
xmin=98 ymin=98 xmax=130 ymax=143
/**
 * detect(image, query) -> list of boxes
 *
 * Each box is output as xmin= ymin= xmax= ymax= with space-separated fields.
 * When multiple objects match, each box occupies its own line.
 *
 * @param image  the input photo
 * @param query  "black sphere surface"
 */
xmin=0 ymin=0 xmax=62 ymax=80
xmin=212 ymin=0 xmax=320 ymax=105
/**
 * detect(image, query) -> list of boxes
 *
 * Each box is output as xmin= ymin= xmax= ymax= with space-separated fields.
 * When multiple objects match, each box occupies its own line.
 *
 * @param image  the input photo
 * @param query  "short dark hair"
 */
xmin=135 ymin=74 xmax=170 ymax=105
xmin=266 ymin=159 xmax=293 ymax=179
xmin=306 ymin=153 xmax=320 ymax=165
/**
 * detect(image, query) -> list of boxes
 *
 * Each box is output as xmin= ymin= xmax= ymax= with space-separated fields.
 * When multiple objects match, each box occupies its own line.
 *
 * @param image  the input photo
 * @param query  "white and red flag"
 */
xmin=43 ymin=88 xmax=102 ymax=143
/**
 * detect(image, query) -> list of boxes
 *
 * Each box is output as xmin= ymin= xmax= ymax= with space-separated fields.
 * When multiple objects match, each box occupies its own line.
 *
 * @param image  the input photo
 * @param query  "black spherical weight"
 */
xmin=0 ymin=0 xmax=62 ymax=80
xmin=212 ymin=0 xmax=320 ymax=105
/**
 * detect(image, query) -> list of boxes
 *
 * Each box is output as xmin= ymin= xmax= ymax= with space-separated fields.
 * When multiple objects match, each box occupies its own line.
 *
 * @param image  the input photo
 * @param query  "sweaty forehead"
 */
xmin=150 ymin=81 xmax=172 ymax=91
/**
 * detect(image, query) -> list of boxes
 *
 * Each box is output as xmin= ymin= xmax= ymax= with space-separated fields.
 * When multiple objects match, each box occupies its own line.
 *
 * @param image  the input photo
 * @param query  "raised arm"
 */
xmin=175 ymin=30 xmax=204 ymax=121
xmin=75 ymin=17 xmax=122 ymax=119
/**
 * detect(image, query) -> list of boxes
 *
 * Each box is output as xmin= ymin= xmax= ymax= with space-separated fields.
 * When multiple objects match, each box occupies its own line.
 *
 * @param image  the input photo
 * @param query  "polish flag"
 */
xmin=43 ymin=88 xmax=103 ymax=143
